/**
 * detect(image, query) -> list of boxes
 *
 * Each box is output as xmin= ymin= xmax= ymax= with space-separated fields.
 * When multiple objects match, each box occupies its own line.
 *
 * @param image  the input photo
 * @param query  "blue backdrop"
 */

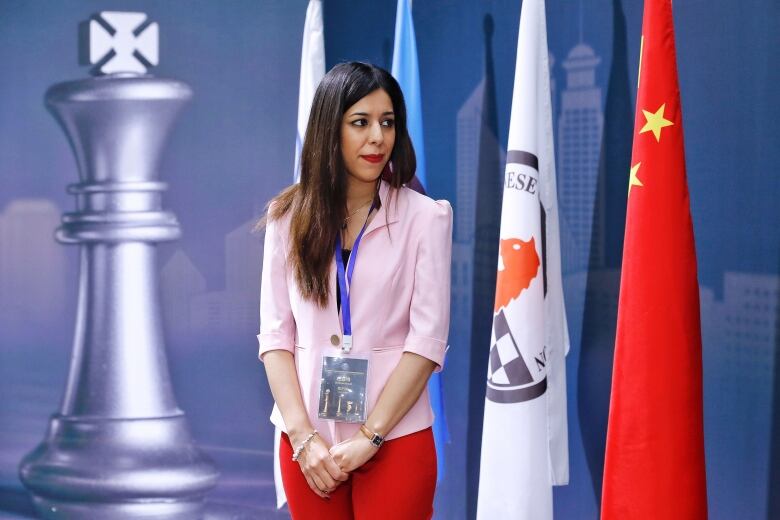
xmin=0 ymin=1 xmax=777 ymax=518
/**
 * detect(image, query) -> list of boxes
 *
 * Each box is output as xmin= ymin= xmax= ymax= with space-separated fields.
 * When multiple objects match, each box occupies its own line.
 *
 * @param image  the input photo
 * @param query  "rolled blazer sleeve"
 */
xmin=257 ymin=209 xmax=296 ymax=360
xmin=402 ymin=199 xmax=453 ymax=372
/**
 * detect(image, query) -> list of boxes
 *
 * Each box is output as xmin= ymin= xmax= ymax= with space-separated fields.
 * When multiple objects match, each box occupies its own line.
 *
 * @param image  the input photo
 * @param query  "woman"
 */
xmin=258 ymin=62 xmax=452 ymax=519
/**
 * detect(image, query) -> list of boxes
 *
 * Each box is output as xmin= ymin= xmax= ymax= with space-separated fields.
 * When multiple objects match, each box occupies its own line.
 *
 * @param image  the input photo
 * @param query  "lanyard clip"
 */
xmin=342 ymin=334 xmax=353 ymax=354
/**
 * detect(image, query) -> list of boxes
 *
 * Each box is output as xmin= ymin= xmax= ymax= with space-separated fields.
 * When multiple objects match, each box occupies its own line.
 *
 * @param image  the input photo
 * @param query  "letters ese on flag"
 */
xmin=600 ymin=0 xmax=708 ymax=518
xmin=276 ymin=0 xmax=325 ymax=509
xmin=390 ymin=0 xmax=451 ymax=482
xmin=476 ymin=0 xmax=569 ymax=518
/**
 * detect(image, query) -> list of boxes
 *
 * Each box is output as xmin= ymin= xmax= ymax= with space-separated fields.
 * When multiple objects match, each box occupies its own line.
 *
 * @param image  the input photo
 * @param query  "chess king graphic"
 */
xmin=486 ymin=234 xmax=548 ymax=403
xmin=17 ymin=11 xmax=218 ymax=519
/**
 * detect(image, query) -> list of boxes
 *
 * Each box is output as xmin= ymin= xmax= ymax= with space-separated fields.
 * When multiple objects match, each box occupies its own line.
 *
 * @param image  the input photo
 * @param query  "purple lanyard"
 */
xmin=335 ymin=199 xmax=377 ymax=353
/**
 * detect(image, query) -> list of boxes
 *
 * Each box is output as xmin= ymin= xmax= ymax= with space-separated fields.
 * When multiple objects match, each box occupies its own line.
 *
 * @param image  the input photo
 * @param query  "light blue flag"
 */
xmin=391 ymin=0 xmax=449 ymax=482
xmin=391 ymin=0 xmax=427 ymax=189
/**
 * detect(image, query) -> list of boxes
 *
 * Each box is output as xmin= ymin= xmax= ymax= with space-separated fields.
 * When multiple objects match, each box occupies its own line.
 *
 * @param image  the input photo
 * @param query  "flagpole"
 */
xmin=476 ymin=0 xmax=569 ymax=517
xmin=601 ymin=0 xmax=707 ymax=516
xmin=275 ymin=0 xmax=325 ymax=508
xmin=391 ymin=0 xmax=451 ymax=485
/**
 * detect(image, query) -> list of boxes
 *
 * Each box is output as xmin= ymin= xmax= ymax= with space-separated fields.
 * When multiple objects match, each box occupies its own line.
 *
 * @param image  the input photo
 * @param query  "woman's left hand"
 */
xmin=329 ymin=433 xmax=378 ymax=473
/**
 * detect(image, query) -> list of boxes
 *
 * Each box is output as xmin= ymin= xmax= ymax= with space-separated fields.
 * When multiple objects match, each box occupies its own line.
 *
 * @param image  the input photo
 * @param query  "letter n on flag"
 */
xmin=601 ymin=0 xmax=708 ymax=518
xmin=476 ymin=0 xmax=569 ymax=518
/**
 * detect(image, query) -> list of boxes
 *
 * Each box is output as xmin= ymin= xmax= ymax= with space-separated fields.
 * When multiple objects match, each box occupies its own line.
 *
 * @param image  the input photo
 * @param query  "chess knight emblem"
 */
xmin=486 ymin=235 xmax=548 ymax=404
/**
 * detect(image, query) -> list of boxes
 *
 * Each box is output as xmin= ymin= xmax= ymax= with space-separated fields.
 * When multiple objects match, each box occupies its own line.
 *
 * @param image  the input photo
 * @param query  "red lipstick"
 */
xmin=361 ymin=154 xmax=384 ymax=164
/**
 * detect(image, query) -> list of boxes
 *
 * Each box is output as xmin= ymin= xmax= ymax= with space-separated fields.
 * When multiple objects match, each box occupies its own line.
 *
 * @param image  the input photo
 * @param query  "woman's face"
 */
xmin=340 ymin=88 xmax=396 ymax=185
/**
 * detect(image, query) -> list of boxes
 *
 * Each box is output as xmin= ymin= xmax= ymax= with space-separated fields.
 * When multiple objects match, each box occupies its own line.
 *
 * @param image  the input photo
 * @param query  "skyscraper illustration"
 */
xmin=722 ymin=273 xmax=778 ymax=367
xmin=455 ymin=80 xmax=484 ymax=245
xmin=554 ymin=41 xmax=611 ymax=510
xmin=550 ymin=51 xmax=557 ymax=126
xmin=189 ymin=217 xmax=263 ymax=338
xmin=226 ymin=218 xmax=263 ymax=295
xmin=454 ymin=79 xmax=512 ymax=323
xmin=0 ymin=199 xmax=67 ymax=331
xmin=0 ymin=200 xmax=69 ymax=484
xmin=161 ymin=248 xmax=207 ymax=339
xmin=704 ymin=272 xmax=779 ymax=519
xmin=452 ymin=77 xmax=507 ymax=347
xmin=556 ymin=44 xmax=604 ymax=274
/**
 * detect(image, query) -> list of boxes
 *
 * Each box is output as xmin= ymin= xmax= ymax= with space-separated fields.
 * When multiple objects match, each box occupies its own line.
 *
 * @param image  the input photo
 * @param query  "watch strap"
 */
xmin=360 ymin=424 xmax=384 ymax=448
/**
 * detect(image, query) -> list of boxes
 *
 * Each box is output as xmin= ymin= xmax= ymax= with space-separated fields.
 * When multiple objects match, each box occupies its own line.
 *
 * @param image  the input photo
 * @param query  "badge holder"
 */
xmin=317 ymin=339 xmax=368 ymax=424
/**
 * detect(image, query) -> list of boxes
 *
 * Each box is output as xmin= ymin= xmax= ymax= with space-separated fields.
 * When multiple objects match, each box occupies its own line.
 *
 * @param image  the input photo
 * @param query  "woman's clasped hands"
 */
xmin=292 ymin=432 xmax=348 ymax=498
xmin=293 ymin=430 xmax=379 ymax=498
xmin=329 ymin=432 xmax=378 ymax=473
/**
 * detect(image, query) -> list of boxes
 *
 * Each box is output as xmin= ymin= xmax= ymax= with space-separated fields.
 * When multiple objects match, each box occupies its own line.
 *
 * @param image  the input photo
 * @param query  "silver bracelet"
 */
xmin=291 ymin=430 xmax=319 ymax=462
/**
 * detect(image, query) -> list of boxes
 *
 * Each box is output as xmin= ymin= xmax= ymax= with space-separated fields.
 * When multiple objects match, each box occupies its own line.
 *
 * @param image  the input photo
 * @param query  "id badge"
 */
xmin=317 ymin=355 xmax=368 ymax=423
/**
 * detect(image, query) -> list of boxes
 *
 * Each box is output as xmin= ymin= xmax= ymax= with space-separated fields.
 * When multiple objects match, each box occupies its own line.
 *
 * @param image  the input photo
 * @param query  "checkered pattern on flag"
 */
xmin=476 ymin=0 xmax=569 ymax=518
xmin=489 ymin=310 xmax=536 ymax=389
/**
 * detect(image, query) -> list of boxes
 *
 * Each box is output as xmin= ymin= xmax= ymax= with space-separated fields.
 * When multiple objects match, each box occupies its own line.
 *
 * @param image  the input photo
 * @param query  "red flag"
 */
xmin=601 ymin=1 xmax=708 ymax=518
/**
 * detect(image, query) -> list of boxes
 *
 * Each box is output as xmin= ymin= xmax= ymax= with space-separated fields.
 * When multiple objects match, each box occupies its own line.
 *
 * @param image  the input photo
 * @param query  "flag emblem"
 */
xmin=486 ymin=235 xmax=546 ymax=404
xmin=494 ymin=236 xmax=540 ymax=312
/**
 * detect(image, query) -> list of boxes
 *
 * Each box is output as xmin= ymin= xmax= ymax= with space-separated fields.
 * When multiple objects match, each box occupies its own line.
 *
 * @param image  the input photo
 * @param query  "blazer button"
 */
xmin=330 ymin=334 xmax=340 ymax=346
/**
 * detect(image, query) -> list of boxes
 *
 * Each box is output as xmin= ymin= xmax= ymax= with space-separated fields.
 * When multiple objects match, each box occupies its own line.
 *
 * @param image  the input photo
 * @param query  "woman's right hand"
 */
xmin=293 ymin=434 xmax=350 ymax=498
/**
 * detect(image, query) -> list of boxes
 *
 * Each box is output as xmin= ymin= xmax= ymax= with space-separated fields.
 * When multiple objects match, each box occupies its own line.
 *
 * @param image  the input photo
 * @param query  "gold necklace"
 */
xmin=342 ymin=198 xmax=373 ymax=229
xmin=341 ymin=179 xmax=381 ymax=230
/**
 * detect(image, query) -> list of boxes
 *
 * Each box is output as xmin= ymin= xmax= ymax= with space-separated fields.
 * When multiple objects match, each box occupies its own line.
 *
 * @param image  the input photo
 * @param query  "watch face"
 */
xmin=372 ymin=436 xmax=382 ymax=447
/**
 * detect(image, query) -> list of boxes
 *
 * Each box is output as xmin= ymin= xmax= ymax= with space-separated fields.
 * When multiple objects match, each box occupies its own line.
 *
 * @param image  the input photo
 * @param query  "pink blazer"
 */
xmin=257 ymin=179 xmax=453 ymax=445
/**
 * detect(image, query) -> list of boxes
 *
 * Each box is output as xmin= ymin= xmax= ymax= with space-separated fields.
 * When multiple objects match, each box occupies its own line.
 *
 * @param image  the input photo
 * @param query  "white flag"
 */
xmin=293 ymin=0 xmax=325 ymax=183
xmin=275 ymin=0 xmax=326 ymax=509
xmin=273 ymin=425 xmax=286 ymax=509
xmin=476 ymin=0 xmax=569 ymax=518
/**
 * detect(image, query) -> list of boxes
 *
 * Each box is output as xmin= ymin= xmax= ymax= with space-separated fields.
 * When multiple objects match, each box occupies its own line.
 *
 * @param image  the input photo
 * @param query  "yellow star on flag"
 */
xmin=640 ymin=103 xmax=674 ymax=142
xmin=628 ymin=162 xmax=643 ymax=196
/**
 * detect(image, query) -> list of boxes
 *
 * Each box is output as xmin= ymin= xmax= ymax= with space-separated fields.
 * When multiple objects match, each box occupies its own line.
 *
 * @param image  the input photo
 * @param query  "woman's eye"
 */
xmin=381 ymin=119 xmax=395 ymax=128
xmin=351 ymin=119 xmax=368 ymax=127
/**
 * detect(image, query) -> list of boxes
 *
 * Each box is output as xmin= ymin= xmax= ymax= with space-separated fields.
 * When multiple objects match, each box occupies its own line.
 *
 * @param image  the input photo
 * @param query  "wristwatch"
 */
xmin=360 ymin=424 xmax=385 ymax=448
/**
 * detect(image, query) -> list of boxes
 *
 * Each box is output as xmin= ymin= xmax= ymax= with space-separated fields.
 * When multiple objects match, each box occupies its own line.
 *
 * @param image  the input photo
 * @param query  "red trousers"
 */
xmin=280 ymin=428 xmax=437 ymax=519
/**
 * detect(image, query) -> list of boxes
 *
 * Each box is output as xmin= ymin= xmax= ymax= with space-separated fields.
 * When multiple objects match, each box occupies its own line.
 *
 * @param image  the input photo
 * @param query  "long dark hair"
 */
xmin=258 ymin=62 xmax=416 ymax=308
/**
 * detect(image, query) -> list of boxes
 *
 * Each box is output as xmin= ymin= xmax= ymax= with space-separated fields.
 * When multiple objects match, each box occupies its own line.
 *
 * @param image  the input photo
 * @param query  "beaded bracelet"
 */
xmin=291 ymin=430 xmax=319 ymax=462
